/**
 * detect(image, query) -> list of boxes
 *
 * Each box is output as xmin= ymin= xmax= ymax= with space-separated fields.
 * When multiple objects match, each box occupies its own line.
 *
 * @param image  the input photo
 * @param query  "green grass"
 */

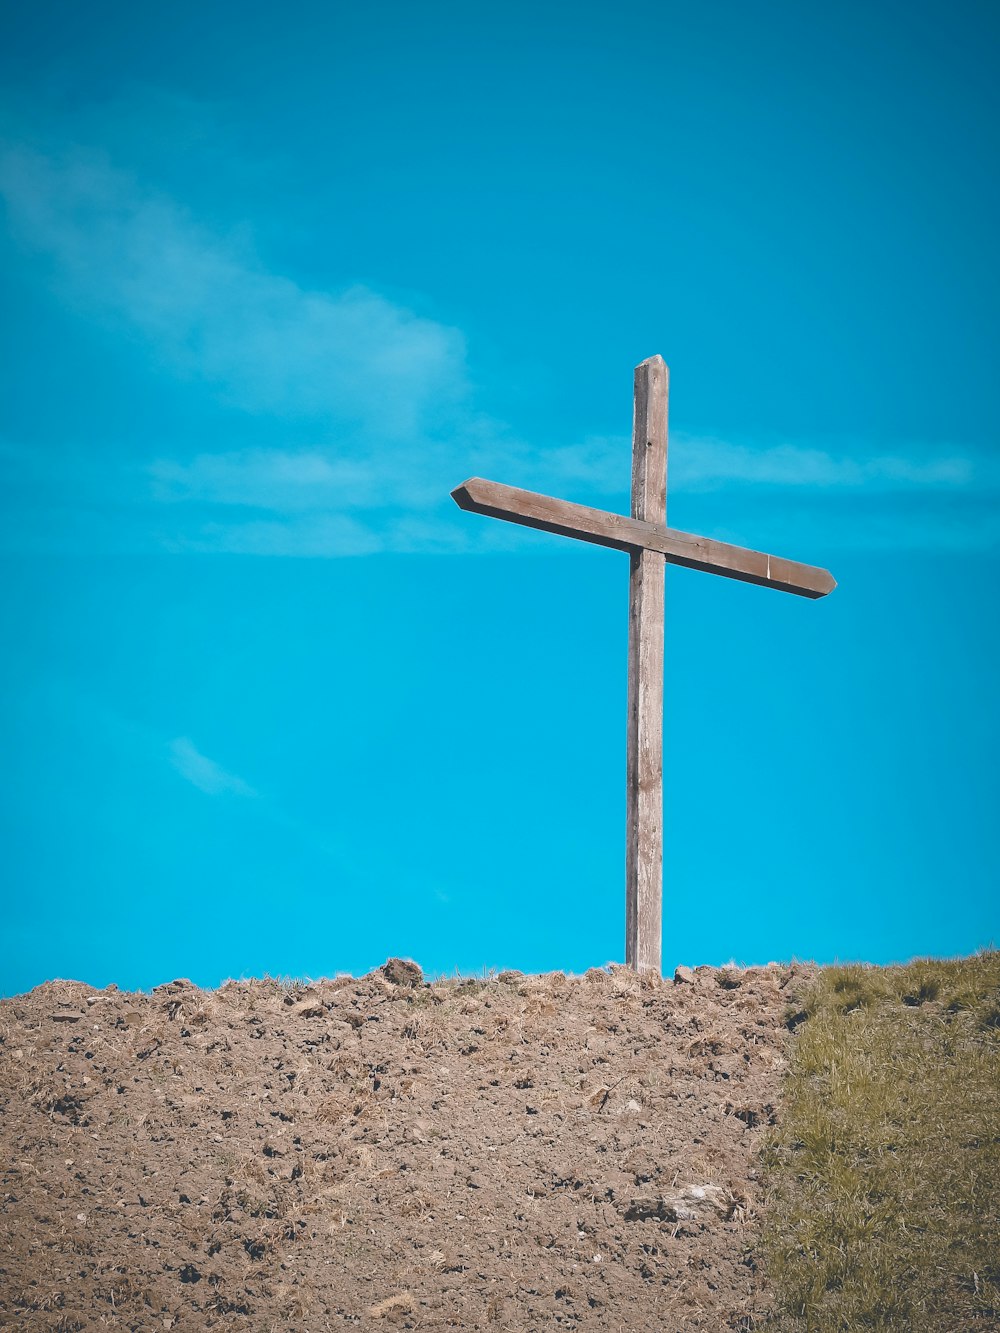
xmin=762 ymin=952 xmax=1000 ymax=1331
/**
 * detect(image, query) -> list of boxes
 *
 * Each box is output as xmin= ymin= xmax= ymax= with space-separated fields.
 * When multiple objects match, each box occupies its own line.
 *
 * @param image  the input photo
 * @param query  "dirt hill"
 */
xmin=0 ymin=962 xmax=807 ymax=1331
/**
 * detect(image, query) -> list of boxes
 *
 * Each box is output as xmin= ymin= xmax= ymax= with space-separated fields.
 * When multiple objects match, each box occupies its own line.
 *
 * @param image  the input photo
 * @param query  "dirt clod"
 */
xmin=382 ymin=957 xmax=423 ymax=987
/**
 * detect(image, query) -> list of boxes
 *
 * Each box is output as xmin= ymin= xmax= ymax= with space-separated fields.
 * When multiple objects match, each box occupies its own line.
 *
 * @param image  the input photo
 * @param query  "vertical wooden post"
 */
xmin=625 ymin=356 xmax=668 ymax=974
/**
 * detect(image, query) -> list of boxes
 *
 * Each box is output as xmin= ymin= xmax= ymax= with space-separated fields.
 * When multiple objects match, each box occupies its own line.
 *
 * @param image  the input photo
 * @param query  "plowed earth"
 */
xmin=0 ymin=963 xmax=807 ymax=1331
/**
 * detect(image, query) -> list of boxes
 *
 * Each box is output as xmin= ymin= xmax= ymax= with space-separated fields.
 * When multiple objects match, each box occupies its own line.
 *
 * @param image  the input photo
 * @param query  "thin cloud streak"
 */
xmin=168 ymin=737 xmax=257 ymax=797
xmin=0 ymin=145 xmax=468 ymax=439
xmin=0 ymin=139 xmax=995 ymax=558
xmin=671 ymin=436 xmax=976 ymax=491
xmin=148 ymin=437 xmax=988 ymax=513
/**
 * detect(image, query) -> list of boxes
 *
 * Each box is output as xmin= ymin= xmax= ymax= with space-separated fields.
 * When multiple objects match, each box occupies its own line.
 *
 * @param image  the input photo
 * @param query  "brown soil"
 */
xmin=0 ymin=962 xmax=807 ymax=1331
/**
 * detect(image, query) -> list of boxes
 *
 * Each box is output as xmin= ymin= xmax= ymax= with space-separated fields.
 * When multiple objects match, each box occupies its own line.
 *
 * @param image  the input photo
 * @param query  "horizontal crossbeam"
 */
xmin=451 ymin=477 xmax=836 ymax=599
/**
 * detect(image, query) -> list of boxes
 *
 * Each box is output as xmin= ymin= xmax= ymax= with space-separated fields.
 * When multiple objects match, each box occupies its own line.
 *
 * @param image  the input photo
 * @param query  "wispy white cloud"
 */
xmin=670 ymin=435 xmax=977 ymax=492
xmin=151 ymin=450 xmax=377 ymax=509
xmin=513 ymin=432 xmax=981 ymax=496
xmin=163 ymin=509 xmax=509 ymax=556
xmin=0 ymin=145 xmax=467 ymax=439
xmin=149 ymin=445 xmax=455 ymax=512
xmin=0 ymin=136 xmax=996 ymax=558
xmin=146 ymin=433 xmax=988 ymax=514
xmin=167 ymin=512 xmax=384 ymax=557
xmin=168 ymin=737 xmax=257 ymax=797
xmin=146 ymin=436 xmax=996 ymax=559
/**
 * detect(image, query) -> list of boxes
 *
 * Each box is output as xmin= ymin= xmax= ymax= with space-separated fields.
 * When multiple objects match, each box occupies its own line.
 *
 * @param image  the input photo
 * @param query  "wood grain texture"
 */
xmin=450 ymin=478 xmax=836 ymax=599
xmin=625 ymin=357 xmax=668 ymax=975
xmin=449 ymin=354 xmax=836 ymax=979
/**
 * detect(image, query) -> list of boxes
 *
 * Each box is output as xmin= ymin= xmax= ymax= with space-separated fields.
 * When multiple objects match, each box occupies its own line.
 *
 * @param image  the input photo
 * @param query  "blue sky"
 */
xmin=1 ymin=0 xmax=997 ymax=994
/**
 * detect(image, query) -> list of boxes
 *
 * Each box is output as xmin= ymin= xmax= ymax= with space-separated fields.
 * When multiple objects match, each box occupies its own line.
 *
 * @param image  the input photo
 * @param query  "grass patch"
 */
xmin=762 ymin=951 xmax=1000 ymax=1331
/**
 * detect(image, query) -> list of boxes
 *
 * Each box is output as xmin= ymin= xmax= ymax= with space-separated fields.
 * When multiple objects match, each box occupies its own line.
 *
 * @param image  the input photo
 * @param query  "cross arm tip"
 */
xmin=450 ymin=478 xmax=479 ymax=510
xmin=798 ymin=569 xmax=836 ymax=598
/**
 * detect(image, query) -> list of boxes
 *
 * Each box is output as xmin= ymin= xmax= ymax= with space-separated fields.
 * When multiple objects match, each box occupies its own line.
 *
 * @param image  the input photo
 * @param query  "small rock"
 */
xmin=682 ymin=1183 xmax=738 ymax=1218
xmin=52 ymin=1010 xmax=82 ymax=1023
xmin=382 ymin=958 xmax=423 ymax=987
xmin=291 ymin=999 xmax=324 ymax=1019
xmin=673 ymin=965 xmax=696 ymax=985
xmin=625 ymin=1183 xmax=737 ymax=1224
xmin=497 ymin=970 xmax=524 ymax=984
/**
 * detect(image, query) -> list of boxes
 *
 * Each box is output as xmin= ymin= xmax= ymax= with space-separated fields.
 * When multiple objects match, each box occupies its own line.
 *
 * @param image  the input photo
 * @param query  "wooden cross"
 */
xmin=451 ymin=356 xmax=835 ymax=975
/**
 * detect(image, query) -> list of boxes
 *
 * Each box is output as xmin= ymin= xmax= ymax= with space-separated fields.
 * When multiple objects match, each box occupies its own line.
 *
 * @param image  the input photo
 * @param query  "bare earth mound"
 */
xmin=0 ymin=963 xmax=806 ymax=1331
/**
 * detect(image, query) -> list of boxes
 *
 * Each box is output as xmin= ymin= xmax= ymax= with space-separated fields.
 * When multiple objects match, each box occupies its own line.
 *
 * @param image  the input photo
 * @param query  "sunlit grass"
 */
xmin=763 ymin=951 xmax=1000 ymax=1331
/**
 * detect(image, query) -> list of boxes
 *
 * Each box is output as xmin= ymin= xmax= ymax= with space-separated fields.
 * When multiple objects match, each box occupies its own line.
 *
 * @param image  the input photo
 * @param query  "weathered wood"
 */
xmin=450 ymin=355 xmax=835 ymax=977
xmin=626 ymin=356 xmax=668 ymax=974
xmin=450 ymin=478 xmax=836 ymax=598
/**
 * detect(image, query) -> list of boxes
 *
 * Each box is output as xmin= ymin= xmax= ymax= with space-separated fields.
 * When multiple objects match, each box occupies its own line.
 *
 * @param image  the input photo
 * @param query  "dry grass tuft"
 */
xmin=367 ymin=1291 xmax=414 ymax=1318
xmin=762 ymin=951 xmax=1000 ymax=1331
